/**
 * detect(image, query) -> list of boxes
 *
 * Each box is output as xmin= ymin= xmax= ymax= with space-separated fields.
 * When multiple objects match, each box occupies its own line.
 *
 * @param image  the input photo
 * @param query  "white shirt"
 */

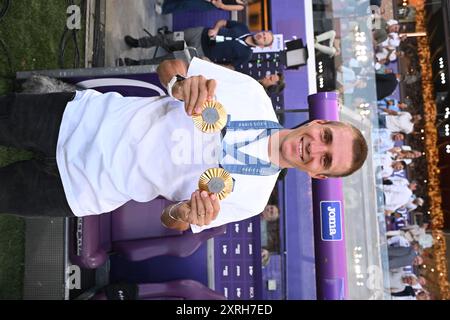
xmin=56 ymin=58 xmax=279 ymax=233
xmin=386 ymin=111 xmax=414 ymax=134
xmin=405 ymin=199 xmax=418 ymax=211
xmin=388 ymin=235 xmax=411 ymax=248
xmin=383 ymin=177 xmax=413 ymax=211
xmin=374 ymin=153 xmax=394 ymax=179
xmin=375 ymin=48 xmax=397 ymax=63
xmin=380 ymin=32 xmax=401 ymax=50
xmin=392 ymin=296 xmax=416 ymax=300
xmin=372 ymin=128 xmax=394 ymax=153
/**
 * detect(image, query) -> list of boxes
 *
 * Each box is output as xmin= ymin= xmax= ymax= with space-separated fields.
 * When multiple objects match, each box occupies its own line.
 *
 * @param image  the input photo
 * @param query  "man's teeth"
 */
xmin=299 ymin=139 xmax=303 ymax=160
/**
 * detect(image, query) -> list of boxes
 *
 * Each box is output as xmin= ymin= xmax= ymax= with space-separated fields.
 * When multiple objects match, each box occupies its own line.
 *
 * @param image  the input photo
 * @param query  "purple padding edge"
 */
xmin=308 ymin=92 xmax=348 ymax=300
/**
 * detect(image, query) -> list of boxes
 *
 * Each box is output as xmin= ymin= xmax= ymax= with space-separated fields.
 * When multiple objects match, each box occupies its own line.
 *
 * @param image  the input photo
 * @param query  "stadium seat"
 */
xmin=69 ymin=199 xmax=226 ymax=269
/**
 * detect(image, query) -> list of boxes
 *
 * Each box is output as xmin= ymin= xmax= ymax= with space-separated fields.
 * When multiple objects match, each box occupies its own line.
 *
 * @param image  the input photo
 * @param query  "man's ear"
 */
xmin=309 ymin=173 xmax=328 ymax=180
xmin=310 ymin=119 xmax=327 ymax=125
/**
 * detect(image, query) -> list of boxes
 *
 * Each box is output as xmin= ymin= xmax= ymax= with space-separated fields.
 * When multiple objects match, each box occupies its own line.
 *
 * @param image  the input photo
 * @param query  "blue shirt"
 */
xmin=378 ymin=98 xmax=400 ymax=112
xmin=201 ymin=20 xmax=253 ymax=68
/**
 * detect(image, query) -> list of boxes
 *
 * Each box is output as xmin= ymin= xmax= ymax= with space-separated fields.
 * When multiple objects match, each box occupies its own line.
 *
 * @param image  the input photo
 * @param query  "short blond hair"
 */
xmin=325 ymin=121 xmax=368 ymax=177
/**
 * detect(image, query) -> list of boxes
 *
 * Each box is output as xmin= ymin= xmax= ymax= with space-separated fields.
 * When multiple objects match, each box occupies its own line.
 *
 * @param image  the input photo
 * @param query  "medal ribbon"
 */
xmin=220 ymin=119 xmax=283 ymax=176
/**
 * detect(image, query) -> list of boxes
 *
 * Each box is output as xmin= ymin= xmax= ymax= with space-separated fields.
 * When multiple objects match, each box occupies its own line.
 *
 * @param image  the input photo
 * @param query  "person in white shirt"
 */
xmin=405 ymin=196 xmax=424 ymax=211
xmin=383 ymin=178 xmax=418 ymax=213
xmin=387 ymin=235 xmax=411 ymax=248
xmin=389 ymin=269 xmax=418 ymax=292
xmin=372 ymin=128 xmax=405 ymax=154
xmin=374 ymin=153 xmax=405 ymax=179
xmin=0 ymin=58 xmax=368 ymax=233
xmin=380 ymin=111 xmax=422 ymax=134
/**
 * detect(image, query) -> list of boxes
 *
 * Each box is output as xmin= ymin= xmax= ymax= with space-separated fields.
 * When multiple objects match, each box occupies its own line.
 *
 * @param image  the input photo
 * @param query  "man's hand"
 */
xmin=389 ymin=146 xmax=402 ymax=153
xmin=172 ymin=75 xmax=217 ymax=116
xmin=208 ymin=28 xmax=219 ymax=39
xmin=384 ymin=109 xmax=398 ymax=116
xmin=211 ymin=0 xmax=224 ymax=9
xmin=177 ymin=190 xmax=220 ymax=227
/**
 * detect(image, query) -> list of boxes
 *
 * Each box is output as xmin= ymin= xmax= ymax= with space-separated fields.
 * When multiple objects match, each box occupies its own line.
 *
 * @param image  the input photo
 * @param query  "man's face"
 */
xmin=413 ymin=150 xmax=422 ymax=158
xmin=262 ymin=205 xmax=279 ymax=222
xmin=278 ymin=120 xmax=354 ymax=179
xmin=393 ymin=161 xmax=404 ymax=171
xmin=392 ymin=133 xmax=404 ymax=141
xmin=398 ymin=102 xmax=408 ymax=109
xmin=388 ymin=24 xmax=400 ymax=33
xmin=260 ymin=74 xmax=280 ymax=88
xmin=413 ymin=256 xmax=423 ymax=266
xmin=254 ymin=31 xmax=273 ymax=48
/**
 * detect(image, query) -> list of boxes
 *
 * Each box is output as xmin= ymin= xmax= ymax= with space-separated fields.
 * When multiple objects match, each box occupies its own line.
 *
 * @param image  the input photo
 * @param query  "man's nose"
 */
xmin=310 ymin=141 xmax=327 ymax=155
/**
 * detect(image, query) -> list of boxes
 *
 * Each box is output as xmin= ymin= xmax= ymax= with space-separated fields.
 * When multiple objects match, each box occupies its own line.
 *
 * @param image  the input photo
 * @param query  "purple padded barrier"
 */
xmin=69 ymin=215 xmax=109 ymax=269
xmin=93 ymin=279 xmax=226 ymax=300
xmin=69 ymin=199 xmax=226 ymax=269
xmin=308 ymin=92 xmax=348 ymax=300
xmin=113 ymin=223 xmax=226 ymax=262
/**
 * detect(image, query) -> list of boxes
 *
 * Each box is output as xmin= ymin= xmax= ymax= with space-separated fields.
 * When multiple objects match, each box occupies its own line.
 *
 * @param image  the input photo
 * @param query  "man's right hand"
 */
xmin=172 ymin=75 xmax=217 ymax=116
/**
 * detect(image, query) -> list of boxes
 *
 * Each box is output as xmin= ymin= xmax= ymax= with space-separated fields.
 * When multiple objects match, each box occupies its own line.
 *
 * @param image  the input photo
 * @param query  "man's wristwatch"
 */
xmin=167 ymin=74 xmax=186 ymax=100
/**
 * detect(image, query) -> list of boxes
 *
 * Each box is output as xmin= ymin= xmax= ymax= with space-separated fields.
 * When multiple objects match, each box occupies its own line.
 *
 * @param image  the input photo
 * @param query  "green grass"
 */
xmin=0 ymin=0 xmax=85 ymax=94
xmin=0 ymin=147 xmax=32 ymax=299
xmin=0 ymin=215 xmax=25 ymax=299
xmin=0 ymin=0 xmax=85 ymax=299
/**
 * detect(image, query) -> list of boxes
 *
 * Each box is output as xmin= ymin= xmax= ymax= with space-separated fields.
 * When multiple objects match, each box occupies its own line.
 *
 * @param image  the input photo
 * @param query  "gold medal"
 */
xmin=198 ymin=168 xmax=234 ymax=200
xmin=192 ymin=100 xmax=227 ymax=133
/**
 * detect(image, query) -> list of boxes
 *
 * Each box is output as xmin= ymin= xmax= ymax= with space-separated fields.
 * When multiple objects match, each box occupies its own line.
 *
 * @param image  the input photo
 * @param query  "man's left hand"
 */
xmin=186 ymin=190 xmax=220 ymax=227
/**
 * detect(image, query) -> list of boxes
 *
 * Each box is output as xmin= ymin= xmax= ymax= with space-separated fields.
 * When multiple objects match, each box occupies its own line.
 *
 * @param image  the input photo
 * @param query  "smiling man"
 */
xmin=0 ymin=58 xmax=367 ymax=234
xmin=269 ymin=120 xmax=365 ymax=179
xmin=157 ymin=58 xmax=368 ymax=232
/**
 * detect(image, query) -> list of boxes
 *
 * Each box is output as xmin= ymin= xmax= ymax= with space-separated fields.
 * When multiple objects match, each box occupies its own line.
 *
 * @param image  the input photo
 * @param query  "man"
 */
xmin=372 ymin=128 xmax=405 ymax=154
xmin=389 ymin=270 xmax=422 ymax=293
xmin=260 ymin=204 xmax=279 ymax=222
xmin=372 ymin=18 xmax=401 ymax=46
xmin=383 ymin=178 xmax=418 ymax=214
xmin=260 ymin=204 xmax=279 ymax=251
xmin=379 ymin=110 xmax=422 ymax=134
xmin=258 ymin=73 xmax=285 ymax=95
xmin=377 ymin=98 xmax=408 ymax=113
xmin=123 ymin=19 xmax=274 ymax=69
xmin=405 ymin=196 xmax=424 ymax=212
xmin=388 ymin=246 xmax=423 ymax=269
xmin=0 ymin=58 xmax=367 ymax=234
xmin=376 ymin=156 xmax=405 ymax=179
xmin=387 ymin=235 xmax=411 ymax=248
